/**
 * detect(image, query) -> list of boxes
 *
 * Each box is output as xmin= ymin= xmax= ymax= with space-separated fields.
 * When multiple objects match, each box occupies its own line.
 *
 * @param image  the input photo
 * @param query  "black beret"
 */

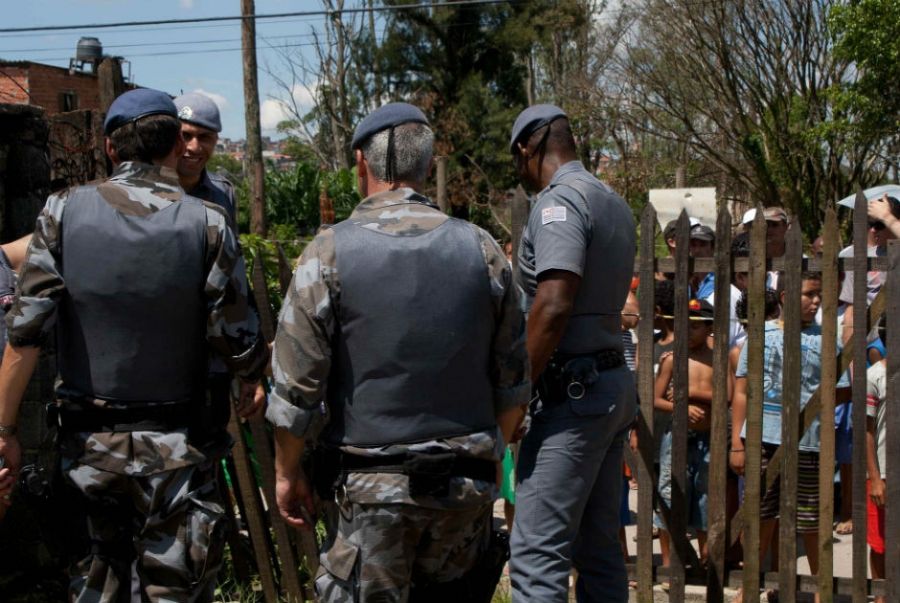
xmin=351 ymin=102 xmax=429 ymax=149
xmin=509 ymin=104 xmax=567 ymax=153
xmin=104 ymin=89 xmax=178 ymax=136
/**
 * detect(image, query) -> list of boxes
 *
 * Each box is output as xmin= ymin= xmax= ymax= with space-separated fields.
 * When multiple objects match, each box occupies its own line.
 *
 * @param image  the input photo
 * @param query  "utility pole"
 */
xmin=241 ymin=0 xmax=266 ymax=236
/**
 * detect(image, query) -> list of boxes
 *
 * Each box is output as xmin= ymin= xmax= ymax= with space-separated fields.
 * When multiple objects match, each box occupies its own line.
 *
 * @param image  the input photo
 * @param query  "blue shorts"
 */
xmin=653 ymin=429 xmax=710 ymax=531
xmin=835 ymin=404 xmax=853 ymax=464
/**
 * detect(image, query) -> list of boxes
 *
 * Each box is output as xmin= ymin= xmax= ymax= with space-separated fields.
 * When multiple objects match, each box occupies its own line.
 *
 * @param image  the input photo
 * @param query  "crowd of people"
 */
xmin=624 ymin=196 xmax=896 ymax=603
xmin=0 ymin=87 xmax=892 ymax=603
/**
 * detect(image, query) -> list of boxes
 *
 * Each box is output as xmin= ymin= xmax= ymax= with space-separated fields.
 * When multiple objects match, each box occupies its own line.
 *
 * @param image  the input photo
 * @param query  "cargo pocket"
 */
xmin=315 ymin=536 xmax=360 ymax=601
xmin=185 ymin=499 xmax=227 ymax=589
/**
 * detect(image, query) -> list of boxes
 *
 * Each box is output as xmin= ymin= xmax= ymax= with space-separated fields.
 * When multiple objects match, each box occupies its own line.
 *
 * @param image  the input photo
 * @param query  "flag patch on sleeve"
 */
xmin=541 ymin=206 xmax=567 ymax=225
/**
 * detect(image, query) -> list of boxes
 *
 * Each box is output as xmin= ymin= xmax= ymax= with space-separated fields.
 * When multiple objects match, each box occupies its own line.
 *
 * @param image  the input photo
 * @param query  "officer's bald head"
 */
xmin=521 ymin=117 xmax=576 ymax=158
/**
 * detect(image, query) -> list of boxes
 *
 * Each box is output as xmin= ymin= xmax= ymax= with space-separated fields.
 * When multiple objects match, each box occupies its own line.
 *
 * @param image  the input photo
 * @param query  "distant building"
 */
xmin=0 ymin=37 xmax=132 ymax=115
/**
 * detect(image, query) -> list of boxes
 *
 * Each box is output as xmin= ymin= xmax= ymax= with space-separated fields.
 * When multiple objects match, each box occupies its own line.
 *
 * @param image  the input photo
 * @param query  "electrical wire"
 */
xmin=0 ymin=0 xmax=519 ymax=34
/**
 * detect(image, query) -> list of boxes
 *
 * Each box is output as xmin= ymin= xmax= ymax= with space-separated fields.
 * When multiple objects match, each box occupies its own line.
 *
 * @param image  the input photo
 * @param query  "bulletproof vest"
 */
xmin=57 ymin=186 xmax=208 ymax=403
xmin=327 ymin=216 xmax=496 ymax=447
xmin=554 ymin=170 xmax=636 ymax=354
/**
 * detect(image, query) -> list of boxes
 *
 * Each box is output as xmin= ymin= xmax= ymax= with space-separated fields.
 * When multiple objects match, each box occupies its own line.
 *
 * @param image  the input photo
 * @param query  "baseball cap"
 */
xmin=742 ymin=206 xmax=788 ymax=225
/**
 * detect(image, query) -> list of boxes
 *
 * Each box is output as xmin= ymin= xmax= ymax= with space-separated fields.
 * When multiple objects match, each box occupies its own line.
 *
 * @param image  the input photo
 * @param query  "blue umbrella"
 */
xmin=837 ymin=184 xmax=900 ymax=208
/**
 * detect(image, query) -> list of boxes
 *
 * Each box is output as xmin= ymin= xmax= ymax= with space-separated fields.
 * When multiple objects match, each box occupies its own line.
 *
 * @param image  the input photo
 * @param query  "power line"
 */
xmin=0 ymin=0 xmax=517 ymax=34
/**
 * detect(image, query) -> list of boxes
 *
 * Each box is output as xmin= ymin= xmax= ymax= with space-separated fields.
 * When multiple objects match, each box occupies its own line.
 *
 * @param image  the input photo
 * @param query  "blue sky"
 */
xmin=0 ymin=0 xmax=333 ymax=139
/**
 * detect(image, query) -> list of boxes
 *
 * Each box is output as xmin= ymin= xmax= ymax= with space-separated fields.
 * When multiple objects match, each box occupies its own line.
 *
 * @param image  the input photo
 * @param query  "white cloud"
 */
xmin=180 ymin=0 xmax=195 ymax=8
xmin=191 ymin=88 xmax=228 ymax=112
xmin=260 ymin=84 xmax=317 ymax=131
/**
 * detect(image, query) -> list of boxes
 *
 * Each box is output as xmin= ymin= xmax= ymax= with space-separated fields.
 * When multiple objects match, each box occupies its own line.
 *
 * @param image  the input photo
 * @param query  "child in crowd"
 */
xmin=653 ymin=298 xmax=715 ymax=571
xmin=866 ymin=320 xmax=888 ymax=603
xmin=730 ymin=272 xmax=850 ymax=603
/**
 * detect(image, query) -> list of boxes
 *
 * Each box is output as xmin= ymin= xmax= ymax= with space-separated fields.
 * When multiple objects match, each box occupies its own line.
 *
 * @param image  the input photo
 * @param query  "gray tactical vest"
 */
xmin=57 ymin=186 xmax=208 ymax=403
xmin=327 ymin=215 xmax=496 ymax=447
xmin=554 ymin=170 xmax=636 ymax=354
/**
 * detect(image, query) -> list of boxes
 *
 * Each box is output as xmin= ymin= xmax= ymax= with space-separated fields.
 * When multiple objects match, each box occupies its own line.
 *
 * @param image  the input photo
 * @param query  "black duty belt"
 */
xmin=535 ymin=348 xmax=625 ymax=407
xmin=47 ymin=399 xmax=197 ymax=433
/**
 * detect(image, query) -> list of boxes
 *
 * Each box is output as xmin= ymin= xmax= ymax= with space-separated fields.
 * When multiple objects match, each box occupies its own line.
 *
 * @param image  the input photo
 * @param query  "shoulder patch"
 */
xmin=541 ymin=206 xmax=567 ymax=225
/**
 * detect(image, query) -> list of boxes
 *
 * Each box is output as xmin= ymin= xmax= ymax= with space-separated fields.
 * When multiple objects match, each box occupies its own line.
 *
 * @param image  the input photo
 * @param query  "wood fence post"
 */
xmin=818 ymin=205 xmax=839 ymax=602
xmin=742 ymin=205 xmax=767 ymax=602
xmin=668 ymin=210 xmax=692 ymax=601
xmin=706 ymin=205 xmax=732 ymax=603
xmin=635 ymin=203 xmax=657 ymax=603
xmin=851 ymin=190 xmax=869 ymax=603
xmin=778 ymin=217 xmax=803 ymax=600
xmin=436 ymin=156 xmax=448 ymax=213
xmin=885 ymin=239 xmax=900 ymax=601
xmin=251 ymin=257 xmax=310 ymax=602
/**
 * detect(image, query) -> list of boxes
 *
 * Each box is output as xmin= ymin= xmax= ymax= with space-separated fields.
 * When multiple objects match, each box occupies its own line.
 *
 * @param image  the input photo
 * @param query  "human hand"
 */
xmin=236 ymin=380 xmax=266 ymax=419
xmin=275 ymin=468 xmax=316 ymax=530
xmin=868 ymin=194 xmax=896 ymax=226
xmin=687 ymin=404 xmax=707 ymax=427
xmin=870 ymin=476 xmax=886 ymax=508
xmin=729 ymin=449 xmax=745 ymax=476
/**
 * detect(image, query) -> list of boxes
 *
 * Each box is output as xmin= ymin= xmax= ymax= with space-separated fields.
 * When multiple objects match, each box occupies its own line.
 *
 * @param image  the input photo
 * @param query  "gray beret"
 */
xmin=174 ymin=92 xmax=222 ymax=133
xmin=509 ymin=104 xmax=567 ymax=153
xmin=351 ymin=102 xmax=429 ymax=149
xmin=104 ymin=88 xmax=178 ymax=135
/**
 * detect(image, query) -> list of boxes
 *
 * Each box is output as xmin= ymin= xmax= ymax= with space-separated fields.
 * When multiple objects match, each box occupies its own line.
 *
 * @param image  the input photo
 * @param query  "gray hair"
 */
xmin=361 ymin=122 xmax=434 ymax=183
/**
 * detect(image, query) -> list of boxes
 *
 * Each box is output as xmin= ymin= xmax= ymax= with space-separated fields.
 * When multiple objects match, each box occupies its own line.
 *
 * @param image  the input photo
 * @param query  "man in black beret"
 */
xmin=0 ymin=88 xmax=267 ymax=601
xmin=508 ymin=104 xmax=636 ymax=602
xmin=268 ymin=102 xmax=530 ymax=601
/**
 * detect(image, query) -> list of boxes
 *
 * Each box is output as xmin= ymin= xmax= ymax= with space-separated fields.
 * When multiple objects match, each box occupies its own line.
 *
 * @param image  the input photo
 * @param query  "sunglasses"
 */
xmin=869 ymin=221 xmax=887 ymax=231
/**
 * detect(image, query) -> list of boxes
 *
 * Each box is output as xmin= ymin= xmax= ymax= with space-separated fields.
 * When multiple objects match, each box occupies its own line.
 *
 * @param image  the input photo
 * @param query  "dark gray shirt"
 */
xmin=188 ymin=170 xmax=236 ymax=229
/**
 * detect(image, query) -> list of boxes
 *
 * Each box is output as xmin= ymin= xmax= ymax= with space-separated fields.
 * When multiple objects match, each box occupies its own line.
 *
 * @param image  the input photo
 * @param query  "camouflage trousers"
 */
xmin=61 ymin=456 xmax=226 ymax=603
xmin=315 ymin=494 xmax=492 ymax=602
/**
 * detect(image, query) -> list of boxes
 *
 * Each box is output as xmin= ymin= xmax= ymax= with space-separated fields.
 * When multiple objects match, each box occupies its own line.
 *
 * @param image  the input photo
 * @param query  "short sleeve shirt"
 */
xmin=517 ymin=164 xmax=592 ymax=306
xmin=866 ymin=361 xmax=887 ymax=479
xmin=736 ymin=321 xmax=849 ymax=451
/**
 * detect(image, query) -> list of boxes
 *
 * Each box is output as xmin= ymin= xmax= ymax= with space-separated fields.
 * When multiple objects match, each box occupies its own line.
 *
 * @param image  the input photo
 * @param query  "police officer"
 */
xmin=0 ymin=88 xmax=268 ymax=601
xmin=267 ymin=102 xmax=530 ymax=602
xmin=174 ymin=91 xmax=237 ymax=224
xmin=508 ymin=104 xmax=637 ymax=602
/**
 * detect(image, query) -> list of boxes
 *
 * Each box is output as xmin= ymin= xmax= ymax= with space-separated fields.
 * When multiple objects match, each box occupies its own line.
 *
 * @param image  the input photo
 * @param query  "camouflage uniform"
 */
xmin=7 ymin=162 xmax=267 ymax=602
xmin=267 ymin=188 xmax=530 ymax=602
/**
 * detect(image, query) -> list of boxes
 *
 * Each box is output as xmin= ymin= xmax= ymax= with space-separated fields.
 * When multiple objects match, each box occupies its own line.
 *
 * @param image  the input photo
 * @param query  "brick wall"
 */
xmin=0 ymin=63 xmax=104 ymax=115
xmin=0 ymin=66 xmax=29 ymax=105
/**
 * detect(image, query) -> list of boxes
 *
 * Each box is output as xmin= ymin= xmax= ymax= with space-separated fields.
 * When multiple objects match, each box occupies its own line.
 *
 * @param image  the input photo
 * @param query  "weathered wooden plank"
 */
xmin=252 ymin=256 xmax=276 ymax=342
xmin=817 ymin=205 xmax=839 ymax=603
xmin=724 ymin=570 xmax=888 ymax=597
xmin=636 ymin=203 xmax=657 ymax=603
xmin=251 ymin=265 xmax=313 ymax=602
xmin=641 ymin=256 xmax=889 ymax=274
xmin=668 ymin=210 xmax=691 ymax=601
xmin=742 ymin=205 xmax=767 ymax=602
xmin=851 ymin=190 xmax=868 ymax=603
xmin=778 ymin=217 xmax=803 ymax=602
xmin=276 ymin=243 xmax=294 ymax=297
xmin=435 ymin=156 xmax=448 ymax=213
xmin=705 ymin=205 xmax=732 ymax=603
xmin=885 ymin=239 xmax=900 ymax=601
xmin=217 ymin=462 xmax=254 ymax=584
xmin=227 ymin=415 xmax=280 ymax=603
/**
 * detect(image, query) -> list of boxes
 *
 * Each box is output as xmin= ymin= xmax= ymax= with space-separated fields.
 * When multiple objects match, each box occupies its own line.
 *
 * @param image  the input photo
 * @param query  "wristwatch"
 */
xmin=0 ymin=424 xmax=17 ymax=437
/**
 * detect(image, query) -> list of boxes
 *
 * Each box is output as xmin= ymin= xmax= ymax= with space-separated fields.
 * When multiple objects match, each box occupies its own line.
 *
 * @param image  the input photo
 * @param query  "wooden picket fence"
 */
xmin=627 ymin=193 xmax=900 ymax=603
